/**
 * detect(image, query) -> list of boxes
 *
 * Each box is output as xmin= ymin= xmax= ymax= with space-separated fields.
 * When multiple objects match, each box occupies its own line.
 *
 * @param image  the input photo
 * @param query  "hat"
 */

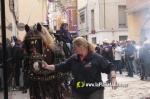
xmin=42 ymin=21 xmax=48 ymax=26
xmin=103 ymin=39 xmax=109 ymax=44
xmin=127 ymin=39 xmax=131 ymax=42
xmin=62 ymin=19 xmax=67 ymax=23
xmin=144 ymin=40 xmax=150 ymax=45
xmin=96 ymin=42 xmax=100 ymax=45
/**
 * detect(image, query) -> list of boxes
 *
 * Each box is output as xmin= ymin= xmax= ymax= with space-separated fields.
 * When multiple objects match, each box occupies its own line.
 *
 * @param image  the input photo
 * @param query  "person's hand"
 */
xmin=42 ymin=61 xmax=48 ymax=69
xmin=105 ymin=48 xmax=109 ymax=52
xmin=111 ymin=78 xmax=117 ymax=90
xmin=33 ymin=62 xmax=40 ymax=71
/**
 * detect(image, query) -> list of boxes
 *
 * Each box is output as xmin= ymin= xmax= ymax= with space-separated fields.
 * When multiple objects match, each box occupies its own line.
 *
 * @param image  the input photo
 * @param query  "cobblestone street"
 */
xmin=0 ymin=71 xmax=150 ymax=99
xmin=104 ymin=72 xmax=150 ymax=99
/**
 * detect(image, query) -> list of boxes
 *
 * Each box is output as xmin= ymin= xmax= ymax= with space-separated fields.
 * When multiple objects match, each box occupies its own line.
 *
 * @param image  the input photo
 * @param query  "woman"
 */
xmin=34 ymin=37 xmax=117 ymax=99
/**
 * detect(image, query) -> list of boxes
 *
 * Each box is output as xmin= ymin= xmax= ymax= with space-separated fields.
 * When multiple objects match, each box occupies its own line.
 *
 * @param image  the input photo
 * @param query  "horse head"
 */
xmin=24 ymin=23 xmax=55 ymax=75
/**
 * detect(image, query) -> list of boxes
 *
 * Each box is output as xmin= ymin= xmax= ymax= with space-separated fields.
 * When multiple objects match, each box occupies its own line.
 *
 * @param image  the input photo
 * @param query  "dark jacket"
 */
xmin=12 ymin=44 xmax=24 ymax=68
xmin=139 ymin=45 xmax=150 ymax=63
xmin=95 ymin=46 xmax=101 ymax=54
xmin=124 ymin=44 xmax=136 ymax=60
xmin=101 ymin=45 xmax=114 ymax=63
xmin=56 ymin=27 xmax=72 ymax=43
xmin=55 ymin=52 xmax=115 ymax=95
xmin=0 ymin=45 xmax=12 ymax=68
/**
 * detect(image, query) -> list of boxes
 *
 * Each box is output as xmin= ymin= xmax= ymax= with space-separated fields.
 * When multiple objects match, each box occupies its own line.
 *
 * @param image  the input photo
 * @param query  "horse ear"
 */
xmin=37 ymin=23 xmax=42 ymax=31
xmin=25 ymin=24 xmax=30 ymax=32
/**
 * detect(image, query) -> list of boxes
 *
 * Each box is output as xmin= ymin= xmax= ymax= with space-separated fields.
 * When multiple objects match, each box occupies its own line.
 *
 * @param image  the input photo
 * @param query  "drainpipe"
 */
xmin=104 ymin=0 xmax=105 ymax=29
xmin=86 ymin=3 xmax=88 ymax=34
xmin=98 ymin=0 xmax=105 ymax=29
xmin=98 ymin=0 xmax=100 ymax=29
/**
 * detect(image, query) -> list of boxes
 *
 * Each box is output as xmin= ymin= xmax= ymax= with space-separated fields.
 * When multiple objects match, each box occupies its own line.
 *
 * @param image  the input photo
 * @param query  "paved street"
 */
xmin=104 ymin=72 xmax=150 ymax=99
xmin=0 ymin=72 xmax=150 ymax=99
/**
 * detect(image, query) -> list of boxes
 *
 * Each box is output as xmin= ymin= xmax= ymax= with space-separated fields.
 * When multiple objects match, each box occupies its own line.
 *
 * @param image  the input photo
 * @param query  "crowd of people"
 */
xmin=0 ymin=37 xmax=24 ymax=92
xmin=95 ymin=38 xmax=150 ymax=81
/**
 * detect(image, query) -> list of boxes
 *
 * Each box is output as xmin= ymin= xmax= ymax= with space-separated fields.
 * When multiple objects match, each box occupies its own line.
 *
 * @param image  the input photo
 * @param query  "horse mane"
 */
xmin=23 ymin=23 xmax=55 ymax=51
xmin=38 ymin=25 xmax=55 ymax=50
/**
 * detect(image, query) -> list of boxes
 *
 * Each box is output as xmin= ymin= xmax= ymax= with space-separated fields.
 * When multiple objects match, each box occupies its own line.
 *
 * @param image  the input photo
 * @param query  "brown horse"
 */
xmin=23 ymin=23 xmax=70 ymax=99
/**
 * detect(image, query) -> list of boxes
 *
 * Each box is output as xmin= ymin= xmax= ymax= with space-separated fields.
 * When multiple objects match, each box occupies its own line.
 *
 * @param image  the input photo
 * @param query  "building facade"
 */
xmin=78 ymin=0 xmax=128 ymax=44
xmin=49 ymin=0 xmax=78 ymax=37
xmin=126 ymin=0 xmax=150 ymax=41
xmin=0 ymin=0 xmax=48 ymax=41
xmin=0 ymin=0 xmax=16 ymax=41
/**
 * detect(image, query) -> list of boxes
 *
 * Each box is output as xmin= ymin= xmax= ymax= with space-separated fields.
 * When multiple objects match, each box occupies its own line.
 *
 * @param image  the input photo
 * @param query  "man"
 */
xmin=101 ymin=39 xmax=114 ymax=83
xmin=12 ymin=38 xmax=24 ymax=88
xmin=56 ymin=22 xmax=72 ymax=48
xmin=42 ymin=21 xmax=49 ymax=30
xmin=56 ymin=21 xmax=73 ymax=57
xmin=124 ymin=39 xmax=136 ymax=77
xmin=139 ymin=40 xmax=150 ymax=80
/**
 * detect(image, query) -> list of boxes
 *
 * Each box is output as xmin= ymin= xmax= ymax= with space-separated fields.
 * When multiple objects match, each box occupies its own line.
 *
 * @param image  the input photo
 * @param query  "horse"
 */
xmin=22 ymin=23 xmax=71 ymax=99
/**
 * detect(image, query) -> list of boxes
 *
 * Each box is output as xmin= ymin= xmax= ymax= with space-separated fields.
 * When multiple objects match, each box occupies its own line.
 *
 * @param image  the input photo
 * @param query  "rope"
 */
xmin=27 ymin=0 xmax=39 ymax=24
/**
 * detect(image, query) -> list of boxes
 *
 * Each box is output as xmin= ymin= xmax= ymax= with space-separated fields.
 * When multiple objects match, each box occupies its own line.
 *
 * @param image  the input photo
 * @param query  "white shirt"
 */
xmin=115 ymin=46 xmax=122 ymax=60
xmin=136 ymin=46 xmax=141 ymax=58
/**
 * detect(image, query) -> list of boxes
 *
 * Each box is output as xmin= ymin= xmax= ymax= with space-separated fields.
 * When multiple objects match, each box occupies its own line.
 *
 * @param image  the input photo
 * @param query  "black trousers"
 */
xmin=15 ymin=65 xmax=20 ymax=86
xmin=72 ymin=89 xmax=104 ymax=99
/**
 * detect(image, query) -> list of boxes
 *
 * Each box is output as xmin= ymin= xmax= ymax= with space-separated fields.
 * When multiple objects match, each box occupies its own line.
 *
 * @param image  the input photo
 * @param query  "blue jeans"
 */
xmin=126 ymin=58 xmax=133 ymax=76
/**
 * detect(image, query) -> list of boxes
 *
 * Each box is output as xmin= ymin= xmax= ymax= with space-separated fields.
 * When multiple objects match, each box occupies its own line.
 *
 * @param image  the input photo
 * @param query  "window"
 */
xmin=119 ymin=36 xmax=128 ymax=41
xmin=118 ymin=6 xmax=127 ymax=28
xmin=92 ymin=37 xmax=96 ymax=44
xmin=91 ymin=9 xmax=95 ymax=30
xmin=80 ymin=12 xmax=85 ymax=23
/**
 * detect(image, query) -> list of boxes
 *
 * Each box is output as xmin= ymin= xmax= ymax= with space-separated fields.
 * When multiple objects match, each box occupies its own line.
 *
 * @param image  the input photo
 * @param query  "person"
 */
xmin=120 ymin=40 xmax=127 ymax=71
xmin=101 ymin=39 xmax=114 ymax=83
xmin=56 ymin=21 xmax=73 ymax=51
xmin=33 ymin=37 xmax=117 ymax=99
xmin=139 ymin=40 xmax=150 ymax=80
xmin=12 ymin=38 xmax=24 ymax=89
xmin=123 ymin=39 xmax=136 ymax=77
xmin=95 ymin=43 xmax=101 ymax=54
xmin=114 ymin=42 xmax=122 ymax=75
xmin=42 ymin=21 xmax=49 ymax=30
xmin=135 ymin=41 xmax=143 ymax=75
xmin=0 ymin=38 xmax=13 ymax=91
